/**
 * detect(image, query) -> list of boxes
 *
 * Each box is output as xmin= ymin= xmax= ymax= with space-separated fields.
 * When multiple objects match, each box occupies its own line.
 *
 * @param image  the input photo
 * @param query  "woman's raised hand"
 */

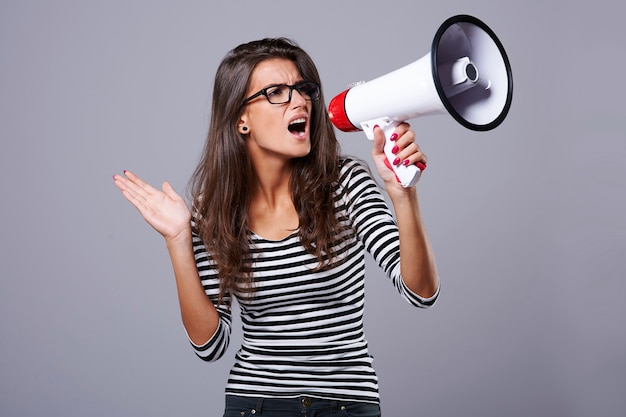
xmin=113 ymin=170 xmax=191 ymax=242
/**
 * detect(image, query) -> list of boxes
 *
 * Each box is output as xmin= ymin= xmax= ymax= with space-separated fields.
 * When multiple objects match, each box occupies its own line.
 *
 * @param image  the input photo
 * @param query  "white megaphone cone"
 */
xmin=328 ymin=14 xmax=513 ymax=187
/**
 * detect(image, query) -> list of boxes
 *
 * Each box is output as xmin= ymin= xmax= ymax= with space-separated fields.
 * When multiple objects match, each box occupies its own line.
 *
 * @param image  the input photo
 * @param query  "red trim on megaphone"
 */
xmin=328 ymin=89 xmax=360 ymax=132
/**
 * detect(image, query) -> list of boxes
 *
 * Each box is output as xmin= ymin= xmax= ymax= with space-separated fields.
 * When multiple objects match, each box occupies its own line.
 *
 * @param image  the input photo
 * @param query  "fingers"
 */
xmin=115 ymin=170 xmax=153 ymax=195
xmin=113 ymin=171 xmax=182 ymax=206
xmin=371 ymin=123 xmax=411 ymax=157
xmin=113 ymin=170 xmax=161 ymax=214
xmin=114 ymin=170 xmax=160 ymax=198
xmin=388 ymin=124 xmax=427 ymax=171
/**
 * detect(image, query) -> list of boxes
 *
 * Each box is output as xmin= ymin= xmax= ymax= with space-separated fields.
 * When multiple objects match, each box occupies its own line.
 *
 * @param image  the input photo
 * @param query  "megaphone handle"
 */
xmin=381 ymin=122 xmax=422 ymax=188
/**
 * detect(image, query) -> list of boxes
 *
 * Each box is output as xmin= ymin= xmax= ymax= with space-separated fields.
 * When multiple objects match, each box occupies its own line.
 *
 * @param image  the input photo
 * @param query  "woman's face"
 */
xmin=239 ymin=58 xmax=313 ymax=166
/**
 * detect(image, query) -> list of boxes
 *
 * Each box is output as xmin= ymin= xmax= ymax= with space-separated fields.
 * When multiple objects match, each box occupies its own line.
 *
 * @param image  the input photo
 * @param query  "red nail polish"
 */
xmin=391 ymin=145 xmax=399 ymax=154
xmin=393 ymin=157 xmax=401 ymax=165
xmin=417 ymin=162 xmax=427 ymax=171
xmin=402 ymin=159 xmax=411 ymax=166
xmin=389 ymin=133 xmax=398 ymax=141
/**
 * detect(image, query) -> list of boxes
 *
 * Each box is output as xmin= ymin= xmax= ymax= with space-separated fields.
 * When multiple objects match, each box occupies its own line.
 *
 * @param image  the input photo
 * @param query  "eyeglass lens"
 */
xmin=266 ymin=83 xmax=319 ymax=104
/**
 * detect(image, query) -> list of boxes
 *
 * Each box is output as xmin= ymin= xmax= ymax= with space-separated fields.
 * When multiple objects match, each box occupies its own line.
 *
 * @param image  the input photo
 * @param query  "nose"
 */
xmin=290 ymin=88 xmax=307 ymax=107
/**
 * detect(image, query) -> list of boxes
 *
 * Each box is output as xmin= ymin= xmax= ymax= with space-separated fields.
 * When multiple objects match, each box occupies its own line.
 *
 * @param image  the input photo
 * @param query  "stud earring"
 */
xmin=242 ymin=126 xmax=248 ymax=132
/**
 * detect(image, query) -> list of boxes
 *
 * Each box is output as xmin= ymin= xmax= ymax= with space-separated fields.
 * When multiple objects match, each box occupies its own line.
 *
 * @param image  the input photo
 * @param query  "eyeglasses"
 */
xmin=243 ymin=81 xmax=320 ymax=105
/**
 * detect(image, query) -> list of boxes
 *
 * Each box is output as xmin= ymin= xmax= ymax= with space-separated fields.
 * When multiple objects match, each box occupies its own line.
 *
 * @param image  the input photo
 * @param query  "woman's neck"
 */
xmin=250 ymin=156 xmax=293 ymax=207
xmin=248 ymin=159 xmax=299 ymax=239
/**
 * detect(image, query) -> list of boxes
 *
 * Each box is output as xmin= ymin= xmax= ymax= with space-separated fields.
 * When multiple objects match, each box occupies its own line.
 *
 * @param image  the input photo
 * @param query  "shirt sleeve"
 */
xmin=339 ymin=158 xmax=439 ymax=308
xmin=187 ymin=231 xmax=233 ymax=361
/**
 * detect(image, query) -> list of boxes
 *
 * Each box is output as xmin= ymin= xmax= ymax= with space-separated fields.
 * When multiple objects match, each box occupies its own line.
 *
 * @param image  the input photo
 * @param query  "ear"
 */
xmin=237 ymin=118 xmax=249 ymax=135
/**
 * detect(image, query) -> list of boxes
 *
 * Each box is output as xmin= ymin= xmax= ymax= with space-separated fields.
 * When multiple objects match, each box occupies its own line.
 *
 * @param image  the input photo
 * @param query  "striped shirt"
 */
xmin=190 ymin=158 xmax=438 ymax=403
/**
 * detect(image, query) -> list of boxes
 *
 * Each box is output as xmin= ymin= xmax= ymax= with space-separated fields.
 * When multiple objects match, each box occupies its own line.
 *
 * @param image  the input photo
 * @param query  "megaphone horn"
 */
xmin=328 ymin=14 xmax=513 ymax=187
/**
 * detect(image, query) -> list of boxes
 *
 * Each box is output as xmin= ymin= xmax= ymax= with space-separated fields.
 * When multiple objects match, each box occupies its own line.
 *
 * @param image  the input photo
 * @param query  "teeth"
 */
xmin=289 ymin=118 xmax=306 ymax=125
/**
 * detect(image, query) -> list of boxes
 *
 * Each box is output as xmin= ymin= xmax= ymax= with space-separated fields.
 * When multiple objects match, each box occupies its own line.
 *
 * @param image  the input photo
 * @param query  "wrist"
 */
xmin=165 ymin=226 xmax=193 ymax=249
xmin=385 ymin=182 xmax=418 ymax=201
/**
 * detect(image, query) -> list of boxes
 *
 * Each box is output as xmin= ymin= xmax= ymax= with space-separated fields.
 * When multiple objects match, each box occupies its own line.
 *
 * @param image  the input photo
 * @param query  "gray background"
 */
xmin=1 ymin=1 xmax=624 ymax=416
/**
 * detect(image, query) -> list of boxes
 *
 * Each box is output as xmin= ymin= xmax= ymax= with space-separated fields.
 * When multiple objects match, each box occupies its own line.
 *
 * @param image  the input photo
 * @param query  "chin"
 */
xmin=287 ymin=135 xmax=311 ymax=155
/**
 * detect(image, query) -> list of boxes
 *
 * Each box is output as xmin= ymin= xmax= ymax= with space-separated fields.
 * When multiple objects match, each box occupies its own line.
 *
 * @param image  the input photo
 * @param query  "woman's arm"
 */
xmin=371 ymin=125 xmax=439 ymax=299
xmin=165 ymin=229 xmax=221 ymax=345
xmin=112 ymin=170 xmax=220 ymax=345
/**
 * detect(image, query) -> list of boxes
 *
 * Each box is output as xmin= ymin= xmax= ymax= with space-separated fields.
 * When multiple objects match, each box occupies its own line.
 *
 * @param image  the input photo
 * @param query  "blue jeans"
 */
xmin=223 ymin=395 xmax=382 ymax=417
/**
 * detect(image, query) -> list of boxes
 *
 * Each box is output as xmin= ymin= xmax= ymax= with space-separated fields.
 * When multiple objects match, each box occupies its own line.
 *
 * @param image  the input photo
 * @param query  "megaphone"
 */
xmin=328 ymin=14 xmax=513 ymax=187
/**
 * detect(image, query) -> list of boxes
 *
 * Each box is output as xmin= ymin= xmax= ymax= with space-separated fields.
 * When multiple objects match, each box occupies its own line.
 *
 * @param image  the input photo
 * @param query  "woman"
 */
xmin=113 ymin=38 xmax=439 ymax=417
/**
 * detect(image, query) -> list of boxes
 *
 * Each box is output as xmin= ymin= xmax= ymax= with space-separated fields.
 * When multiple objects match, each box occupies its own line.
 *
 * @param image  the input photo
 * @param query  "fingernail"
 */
xmin=389 ymin=133 xmax=398 ymax=141
xmin=391 ymin=145 xmax=399 ymax=154
xmin=402 ymin=159 xmax=411 ymax=166
xmin=393 ymin=157 xmax=401 ymax=165
xmin=373 ymin=125 xmax=380 ymax=131
xmin=417 ymin=162 xmax=427 ymax=171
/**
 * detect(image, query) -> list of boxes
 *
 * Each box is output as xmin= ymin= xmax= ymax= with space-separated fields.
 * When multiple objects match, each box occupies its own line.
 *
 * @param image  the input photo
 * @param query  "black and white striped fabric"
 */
xmin=190 ymin=158 xmax=438 ymax=403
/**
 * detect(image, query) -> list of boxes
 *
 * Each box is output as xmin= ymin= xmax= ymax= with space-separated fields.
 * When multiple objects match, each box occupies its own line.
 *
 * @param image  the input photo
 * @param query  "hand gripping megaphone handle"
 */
xmin=382 ymin=123 xmax=422 ymax=187
xmin=361 ymin=119 xmax=422 ymax=188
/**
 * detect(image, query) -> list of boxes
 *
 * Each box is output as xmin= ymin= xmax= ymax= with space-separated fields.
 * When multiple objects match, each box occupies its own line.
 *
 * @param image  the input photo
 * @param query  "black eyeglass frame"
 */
xmin=243 ymin=81 xmax=321 ymax=105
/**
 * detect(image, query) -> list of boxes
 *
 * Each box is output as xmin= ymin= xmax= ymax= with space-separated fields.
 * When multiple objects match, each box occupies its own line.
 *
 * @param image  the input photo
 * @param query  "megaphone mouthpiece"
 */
xmin=328 ymin=89 xmax=360 ymax=132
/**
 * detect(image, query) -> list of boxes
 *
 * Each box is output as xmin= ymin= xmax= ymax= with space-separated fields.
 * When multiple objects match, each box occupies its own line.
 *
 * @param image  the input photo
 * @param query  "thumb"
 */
xmin=371 ymin=125 xmax=385 ymax=158
xmin=162 ymin=181 xmax=179 ymax=199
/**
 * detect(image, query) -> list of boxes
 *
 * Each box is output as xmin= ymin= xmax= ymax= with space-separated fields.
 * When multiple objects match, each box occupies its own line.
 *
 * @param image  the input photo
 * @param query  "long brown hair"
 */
xmin=189 ymin=38 xmax=346 ymax=305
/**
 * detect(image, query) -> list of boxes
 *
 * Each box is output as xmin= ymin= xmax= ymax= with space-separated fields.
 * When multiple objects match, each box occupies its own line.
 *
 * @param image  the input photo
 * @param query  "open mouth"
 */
xmin=288 ymin=117 xmax=307 ymax=137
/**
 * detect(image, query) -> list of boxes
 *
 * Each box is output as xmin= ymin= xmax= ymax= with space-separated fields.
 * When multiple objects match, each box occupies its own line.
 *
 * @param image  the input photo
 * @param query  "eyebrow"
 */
xmin=260 ymin=80 xmax=306 ymax=89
